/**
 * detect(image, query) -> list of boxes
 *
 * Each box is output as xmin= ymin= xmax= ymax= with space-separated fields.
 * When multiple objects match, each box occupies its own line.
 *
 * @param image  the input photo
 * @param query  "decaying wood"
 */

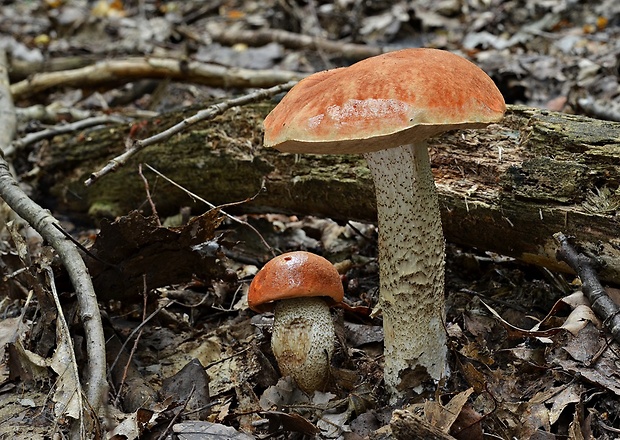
xmin=38 ymin=104 xmax=620 ymax=283
xmin=84 ymin=81 xmax=297 ymax=186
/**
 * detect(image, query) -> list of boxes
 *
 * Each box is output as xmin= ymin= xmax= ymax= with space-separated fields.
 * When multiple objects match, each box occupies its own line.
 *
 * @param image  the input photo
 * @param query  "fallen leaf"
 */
xmin=171 ymin=421 xmax=255 ymax=439
xmin=425 ymin=387 xmax=474 ymax=433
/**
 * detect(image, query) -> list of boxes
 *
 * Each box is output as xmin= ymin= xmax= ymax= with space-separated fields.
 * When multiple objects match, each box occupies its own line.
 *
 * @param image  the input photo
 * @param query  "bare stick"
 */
xmin=0 ymin=52 xmax=16 ymax=153
xmin=113 ymin=276 xmax=149 ymax=407
xmin=11 ymin=57 xmax=305 ymax=100
xmin=208 ymin=28 xmax=388 ymax=61
xmin=143 ymin=163 xmax=275 ymax=256
xmin=85 ymin=80 xmax=297 ymax=186
xmin=5 ymin=115 xmax=126 ymax=157
xmin=554 ymin=232 xmax=620 ymax=343
xmin=138 ymin=163 xmax=161 ymax=226
xmin=0 ymin=49 xmax=107 ymax=414
xmin=107 ymin=299 xmax=176 ymax=378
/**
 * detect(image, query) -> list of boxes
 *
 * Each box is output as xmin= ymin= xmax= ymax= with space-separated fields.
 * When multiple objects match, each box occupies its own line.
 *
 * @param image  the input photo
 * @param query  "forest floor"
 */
xmin=1 ymin=0 xmax=620 ymax=439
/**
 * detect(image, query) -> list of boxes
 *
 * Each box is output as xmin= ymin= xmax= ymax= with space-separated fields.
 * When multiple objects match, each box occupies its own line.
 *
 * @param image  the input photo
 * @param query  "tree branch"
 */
xmin=10 ymin=57 xmax=306 ymax=100
xmin=0 ymin=50 xmax=107 ymax=415
xmin=554 ymin=232 xmax=620 ymax=344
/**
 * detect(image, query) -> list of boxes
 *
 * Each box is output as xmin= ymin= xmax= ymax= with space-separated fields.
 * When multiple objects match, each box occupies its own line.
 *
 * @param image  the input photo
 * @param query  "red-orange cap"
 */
xmin=264 ymin=48 xmax=506 ymax=154
xmin=248 ymin=251 xmax=345 ymax=313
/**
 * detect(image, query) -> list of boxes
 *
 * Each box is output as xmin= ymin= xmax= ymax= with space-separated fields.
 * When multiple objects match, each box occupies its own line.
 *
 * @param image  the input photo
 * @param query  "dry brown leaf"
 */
xmin=425 ymin=388 xmax=474 ymax=433
xmin=547 ymin=384 xmax=584 ymax=425
xmin=48 ymin=316 xmax=80 ymax=420
xmin=172 ymin=421 xmax=255 ymax=439
xmin=550 ymin=323 xmax=620 ymax=396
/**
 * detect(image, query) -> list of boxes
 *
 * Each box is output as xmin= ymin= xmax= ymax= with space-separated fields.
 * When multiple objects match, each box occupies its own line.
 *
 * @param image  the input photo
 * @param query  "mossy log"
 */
xmin=38 ymin=104 xmax=620 ymax=283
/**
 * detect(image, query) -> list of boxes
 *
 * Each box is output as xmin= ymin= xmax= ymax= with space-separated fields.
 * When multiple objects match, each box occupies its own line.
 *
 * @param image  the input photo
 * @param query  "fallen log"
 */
xmin=38 ymin=104 xmax=620 ymax=283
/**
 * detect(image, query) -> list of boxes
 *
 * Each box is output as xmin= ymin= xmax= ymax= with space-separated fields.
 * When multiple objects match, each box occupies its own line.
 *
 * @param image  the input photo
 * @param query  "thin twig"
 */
xmin=85 ymin=80 xmax=297 ymax=186
xmin=114 ymin=276 xmax=150 ymax=407
xmin=107 ymin=299 xmax=177 ymax=380
xmin=5 ymin=115 xmax=127 ymax=157
xmin=143 ymin=164 xmax=275 ymax=256
xmin=156 ymin=385 xmax=196 ymax=440
xmin=52 ymin=223 xmax=115 ymax=268
xmin=138 ymin=163 xmax=161 ymax=226
xmin=208 ymin=27 xmax=389 ymax=61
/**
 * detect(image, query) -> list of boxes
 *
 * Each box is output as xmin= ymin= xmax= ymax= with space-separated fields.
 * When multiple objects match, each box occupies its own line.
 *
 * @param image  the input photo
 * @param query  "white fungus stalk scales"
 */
xmin=271 ymin=297 xmax=335 ymax=394
xmin=364 ymin=143 xmax=446 ymax=394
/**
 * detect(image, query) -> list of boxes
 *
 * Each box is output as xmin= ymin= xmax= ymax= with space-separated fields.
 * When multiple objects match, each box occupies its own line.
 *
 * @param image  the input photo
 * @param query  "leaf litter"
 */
xmin=1 ymin=0 xmax=620 ymax=438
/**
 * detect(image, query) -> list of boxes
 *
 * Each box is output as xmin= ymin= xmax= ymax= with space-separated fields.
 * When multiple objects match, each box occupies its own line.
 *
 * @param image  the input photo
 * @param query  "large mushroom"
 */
xmin=263 ymin=48 xmax=506 ymax=396
xmin=248 ymin=251 xmax=344 ymax=393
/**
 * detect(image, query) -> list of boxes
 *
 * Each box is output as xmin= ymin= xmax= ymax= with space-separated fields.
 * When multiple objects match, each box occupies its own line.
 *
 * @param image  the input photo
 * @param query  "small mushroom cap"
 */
xmin=248 ymin=251 xmax=345 ymax=313
xmin=264 ymin=48 xmax=506 ymax=154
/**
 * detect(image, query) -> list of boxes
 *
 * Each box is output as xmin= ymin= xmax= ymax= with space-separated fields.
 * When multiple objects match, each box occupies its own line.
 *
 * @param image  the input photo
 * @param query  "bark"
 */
xmin=38 ymin=104 xmax=620 ymax=283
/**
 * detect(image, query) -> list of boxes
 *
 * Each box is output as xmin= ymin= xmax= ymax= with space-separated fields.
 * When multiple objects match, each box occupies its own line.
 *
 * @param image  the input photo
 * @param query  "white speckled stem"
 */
xmin=271 ymin=297 xmax=334 ymax=393
xmin=364 ymin=143 xmax=447 ymax=396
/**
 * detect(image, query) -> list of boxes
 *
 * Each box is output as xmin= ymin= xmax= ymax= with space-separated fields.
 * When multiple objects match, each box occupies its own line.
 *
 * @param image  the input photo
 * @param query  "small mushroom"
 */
xmin=248 ymin=251 xmax=344 ymax=393
xmin=263 ymin=48 xmax=506 ymax=395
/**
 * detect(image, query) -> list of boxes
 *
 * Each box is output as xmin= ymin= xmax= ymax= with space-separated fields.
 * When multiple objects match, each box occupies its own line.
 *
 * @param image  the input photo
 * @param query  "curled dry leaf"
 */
xmin=425 ymin=388 xmax=474 ymax=433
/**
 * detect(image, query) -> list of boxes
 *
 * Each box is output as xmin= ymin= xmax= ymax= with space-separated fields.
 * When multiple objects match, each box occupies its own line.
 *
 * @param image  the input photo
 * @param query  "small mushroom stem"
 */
xmin=271 ymin=297 xmax=335 ymax=393
xmin=364 ymin=143 xmax=447 ymax=396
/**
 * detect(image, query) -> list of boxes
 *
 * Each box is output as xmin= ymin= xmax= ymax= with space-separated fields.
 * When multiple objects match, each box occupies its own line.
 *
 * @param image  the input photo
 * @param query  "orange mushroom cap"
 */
xmin=248 ymin=251 xmax=345 ymax=313
xmin=264 ymin=48 xmax=506 ymax=154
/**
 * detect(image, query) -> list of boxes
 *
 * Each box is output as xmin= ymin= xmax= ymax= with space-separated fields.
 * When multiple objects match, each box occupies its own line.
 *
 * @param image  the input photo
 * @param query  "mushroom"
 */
xmin=263 ymin=48 xmax=506 ymax=396
xmin=248 ymin=251 xmax=344 ymax=393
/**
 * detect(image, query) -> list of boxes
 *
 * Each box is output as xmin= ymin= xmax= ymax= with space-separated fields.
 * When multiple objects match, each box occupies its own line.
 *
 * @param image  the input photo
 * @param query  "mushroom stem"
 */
xmin=364 ymin=143 xmax=447 ymax=396
xmin=271 ymin=297 xmax=335 ymax=393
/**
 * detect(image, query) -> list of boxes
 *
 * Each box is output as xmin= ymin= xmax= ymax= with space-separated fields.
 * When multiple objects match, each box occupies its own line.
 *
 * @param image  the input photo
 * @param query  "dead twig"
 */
xmin=85 ymin=80 xmax=297 ymax=186
xmin=5 ymin=115 xmax=127 ymax=157
xmin=0 ymin=49 xmax=107 ymax=415
xmin=209 ymin=27 xmax=389 ymax=61
xmin=9 ymin=55 xmax=98 ymax=81
xmin=107 ymin=298 xmax=176 ymax=380
xmin=0 ymin=52 xmax=16 ymax=153
xmin=143 ymin=164 xmax=275 ymax=256
xmin=138 ymin=163 xmax=162 ymax=226
xmin=113 ymin=276 xmax=150 ymax=408
xmin=156 ymin=385 xmax=196 ymax=440
xmin=554 ymin=232 xmax=620 ymax=344
xmin=11 ymin=56 xmax=305 ymax=101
